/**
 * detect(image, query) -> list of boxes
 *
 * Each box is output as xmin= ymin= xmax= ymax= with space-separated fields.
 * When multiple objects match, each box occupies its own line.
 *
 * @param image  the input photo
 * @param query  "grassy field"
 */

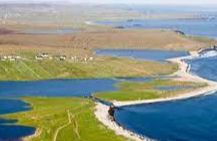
xmin=2 ymin=27 xmax=212 ymax=81
xmin=2 ymin=97 xmax=126 ymax=141
xmin=0 ymin=29 xmax=215 ymax=51
xmin=0 ymin=56 xmax=177 ymax=80
xmin=94 ymin=79 xmax=206 ymax=101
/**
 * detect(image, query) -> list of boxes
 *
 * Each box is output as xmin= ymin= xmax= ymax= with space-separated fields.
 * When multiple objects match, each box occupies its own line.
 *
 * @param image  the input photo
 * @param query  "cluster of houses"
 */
xmin=0 ymin=53 xmax=94 ymax=63
xmin=35 ymin=53 xmax=94 ymax=63
xmin=0 ymin=55 xmax=22 ymax=61
xmin=35 ymin=53 xmax=53 ymax=61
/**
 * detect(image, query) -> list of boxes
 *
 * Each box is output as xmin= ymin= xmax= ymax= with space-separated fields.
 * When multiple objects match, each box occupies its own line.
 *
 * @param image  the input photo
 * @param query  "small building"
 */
xmin=2 ymin=56 xmax=7 ymax=61
xmin=35 ymin=53 xmax=50 ymax=61
xmin=49 ymin=56 xmax=53 ymax=60
xmin=40 ymin=53 xmax=49 ymax=58
xmin=59 ymin=55 xmax=67 ymax=61
xmin=89 ymin=57 xmax=94 ymax=61
xmin=35 ymin=55 xmax=43 ymax=61
xmin=84 ymin=57 xmax=88 ymax=62
xmin=15 ymin=56 xmax=21 ymax=60
xmin=0 ymin=55 xmax=22 ymax=62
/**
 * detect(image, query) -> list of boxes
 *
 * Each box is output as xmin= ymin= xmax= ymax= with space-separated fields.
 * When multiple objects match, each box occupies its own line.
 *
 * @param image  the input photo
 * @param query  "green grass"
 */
xmin=94 ymin=79 xmax=206 ymax=101
xmin=3 ymin=97 xmax=127 ymax=141
xmin=0 ymin=57 xmax=177 ymax=80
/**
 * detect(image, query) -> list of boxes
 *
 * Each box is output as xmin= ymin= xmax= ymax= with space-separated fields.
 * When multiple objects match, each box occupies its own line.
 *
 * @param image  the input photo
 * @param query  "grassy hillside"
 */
xmin=0 ymin=57 xmax=177 ymax=80
xmin=3 ymin=97 xmax=126 ymax=141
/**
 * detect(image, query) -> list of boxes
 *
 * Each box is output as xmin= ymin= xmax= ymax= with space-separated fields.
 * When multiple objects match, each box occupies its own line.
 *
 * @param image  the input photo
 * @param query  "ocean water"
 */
xmin=114 ymin=52 xmax=217 ymax=140
xmin=95 ymin=49 xmax=188 ymax=62
xmin=97 ymin=18 xmax=217 ymax=38
xmin=187 ymin=56 xmax=217 ymax=82
xmin=115 ymin=94 xmax=217 ymax=141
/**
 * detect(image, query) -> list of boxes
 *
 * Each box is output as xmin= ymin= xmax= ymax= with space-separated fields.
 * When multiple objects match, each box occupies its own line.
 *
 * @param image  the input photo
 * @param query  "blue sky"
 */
xmin=1 ymin=0 xmax=217 ymax=5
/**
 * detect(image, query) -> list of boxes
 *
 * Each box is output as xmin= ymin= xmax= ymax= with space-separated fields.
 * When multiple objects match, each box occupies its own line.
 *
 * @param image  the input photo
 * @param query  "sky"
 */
xmin=0 ymin=0 xmax=217 ymax=5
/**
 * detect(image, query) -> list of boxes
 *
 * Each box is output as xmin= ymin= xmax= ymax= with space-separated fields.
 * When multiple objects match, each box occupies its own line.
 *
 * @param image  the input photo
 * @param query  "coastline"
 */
xmin=95 ymin=103 xmax=150 ymax=141
xmin=95 ymin=50 xmax=217 ymax=141
xmin=23 ymin=128 xmax=41 ymax=141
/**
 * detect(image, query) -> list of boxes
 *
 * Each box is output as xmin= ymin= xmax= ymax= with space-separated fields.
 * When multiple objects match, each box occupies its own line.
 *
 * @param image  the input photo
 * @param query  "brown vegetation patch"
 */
xmin=0 ymin=29 xmax=214 ymax=51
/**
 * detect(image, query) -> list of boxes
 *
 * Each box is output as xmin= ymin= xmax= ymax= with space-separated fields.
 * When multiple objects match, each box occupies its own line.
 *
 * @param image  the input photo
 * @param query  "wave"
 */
xmin=199 ymin=50 xmax=217 ymax=58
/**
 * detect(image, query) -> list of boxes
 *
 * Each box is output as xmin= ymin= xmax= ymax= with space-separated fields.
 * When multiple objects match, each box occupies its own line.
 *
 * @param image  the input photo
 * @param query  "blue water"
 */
xmin=95 ymin=49 xmax=188 ymax=62
xmin=0 ymin=78 xmax=120 ymax=140
xmin=0 ymin=79 xmax=118 ymax=98
xmin=114 ymin=54 xmax=217 ymax=140
xmin=187 ymin=56 xmax=217 ymax=82
xmin=115 ymin=94 xmax=217 ymax=141
xmin=0 ymin=99 xmax=31 ymax=114
xmin=0 ymin=99 xmax=35 ymax=140
xmin=0 ymin=49 xmax=195 ymax=140
xmin=0 ymin=124 xmax=35 ymax=140
xmin=97 ymin=18 xmax=217 ymax=38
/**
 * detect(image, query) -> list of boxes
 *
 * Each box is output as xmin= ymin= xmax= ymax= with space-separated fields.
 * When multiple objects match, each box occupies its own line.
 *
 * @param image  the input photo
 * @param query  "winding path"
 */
xmin=53 ymin=110 xmax=72 ymax=141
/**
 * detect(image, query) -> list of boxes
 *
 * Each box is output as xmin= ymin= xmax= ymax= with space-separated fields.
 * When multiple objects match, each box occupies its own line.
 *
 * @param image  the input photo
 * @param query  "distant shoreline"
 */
xmin=95 ymin=50 xmax=217 ymax=141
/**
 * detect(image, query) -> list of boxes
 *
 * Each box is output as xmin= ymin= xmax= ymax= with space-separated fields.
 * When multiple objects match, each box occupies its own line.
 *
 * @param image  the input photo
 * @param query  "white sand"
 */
xmin=95 ymin=50 xmax=217 ymax=141
xmin=95 ymin=103 xmax=152 ymax=141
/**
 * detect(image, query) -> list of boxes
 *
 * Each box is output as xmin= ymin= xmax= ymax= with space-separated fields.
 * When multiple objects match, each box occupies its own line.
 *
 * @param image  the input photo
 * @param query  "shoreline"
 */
xmin=95 ymin=103 xmax=150 ymax=141
xmin=95 ymin=50 xmax=217 ymax=141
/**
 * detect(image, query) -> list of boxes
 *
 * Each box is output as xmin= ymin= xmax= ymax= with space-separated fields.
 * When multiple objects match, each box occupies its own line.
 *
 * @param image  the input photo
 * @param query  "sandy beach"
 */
xmin=95 ymin=50 xmax=217 ymax=141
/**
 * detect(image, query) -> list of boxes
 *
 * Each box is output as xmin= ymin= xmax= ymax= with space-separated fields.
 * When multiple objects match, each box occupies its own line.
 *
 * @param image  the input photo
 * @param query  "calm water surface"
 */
xmin=115 ymin=94 xmax=217 ymax=141
xmin=114 ymin=53 xmax=217 ymax=140
xmin=0 ymin=99 xmax=35 ymax=140
xmin=97 ymin=18 xmax=217 ymax=38
xmin=0 ymin=79 xmax=118 ymax=98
